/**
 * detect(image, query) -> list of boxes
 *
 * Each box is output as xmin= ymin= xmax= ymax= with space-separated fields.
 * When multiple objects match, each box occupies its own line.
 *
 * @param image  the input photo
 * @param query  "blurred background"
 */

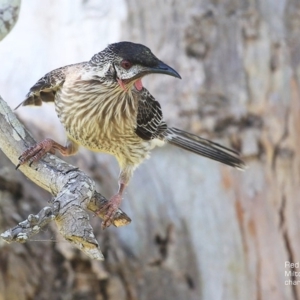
xmin=0 ymin=0 xmax=300 ymax=299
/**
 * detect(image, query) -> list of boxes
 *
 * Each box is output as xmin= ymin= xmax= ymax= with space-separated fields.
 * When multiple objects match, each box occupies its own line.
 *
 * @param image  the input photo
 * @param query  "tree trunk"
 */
xmin=0 ymin=0 xmax=299 ymax=299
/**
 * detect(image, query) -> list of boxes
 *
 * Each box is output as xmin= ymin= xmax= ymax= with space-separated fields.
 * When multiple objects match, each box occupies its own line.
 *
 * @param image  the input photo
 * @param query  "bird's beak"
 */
xmin=145 ymin=61 xmax=181 ymax=79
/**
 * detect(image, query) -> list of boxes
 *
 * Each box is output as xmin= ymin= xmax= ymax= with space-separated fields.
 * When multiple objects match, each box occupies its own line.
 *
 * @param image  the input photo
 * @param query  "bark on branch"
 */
xmin=0 ymin=0 xmax=21 ymax=41
xmin=0 ymin=96 xmax=131 ymax=260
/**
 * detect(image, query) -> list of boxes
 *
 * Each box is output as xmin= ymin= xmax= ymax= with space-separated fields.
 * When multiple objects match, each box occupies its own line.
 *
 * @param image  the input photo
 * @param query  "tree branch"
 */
xmin=0 ymin=96 xmax=131 ymax=260
xmin=0 ymin=0 xmax=21 ymax=41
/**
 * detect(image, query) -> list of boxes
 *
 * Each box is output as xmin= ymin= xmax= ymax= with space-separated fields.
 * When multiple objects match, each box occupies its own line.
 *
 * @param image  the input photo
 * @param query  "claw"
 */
xmin=99 ymin=193 xmax=122 ymax=229
xmin=15 ymin=164 xmax=21 ymax=170
xmin=101 ymin=219 xmax=112 ymax=230
xmin=16 ymin=138 xmax=59 ymax=170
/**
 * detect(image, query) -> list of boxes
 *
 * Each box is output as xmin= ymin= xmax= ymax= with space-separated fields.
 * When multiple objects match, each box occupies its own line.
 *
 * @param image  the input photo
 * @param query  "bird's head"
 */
xmin=90 ymin=41 xmax=181 ymax=91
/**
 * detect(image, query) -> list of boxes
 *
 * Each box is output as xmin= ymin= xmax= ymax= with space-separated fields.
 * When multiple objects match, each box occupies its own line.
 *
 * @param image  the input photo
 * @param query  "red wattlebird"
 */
xmin=16 ymin=42 xmax=245 ymax=228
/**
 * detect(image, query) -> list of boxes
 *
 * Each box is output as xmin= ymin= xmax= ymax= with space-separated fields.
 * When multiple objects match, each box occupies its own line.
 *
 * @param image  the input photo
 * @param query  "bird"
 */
xmin=16 ymin=41 xmax=246 ymax=228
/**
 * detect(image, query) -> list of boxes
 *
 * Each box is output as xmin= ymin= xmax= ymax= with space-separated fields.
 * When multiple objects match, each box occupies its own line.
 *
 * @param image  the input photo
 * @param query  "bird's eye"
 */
xmin=121 ymin=60 xmax=133 ymax=70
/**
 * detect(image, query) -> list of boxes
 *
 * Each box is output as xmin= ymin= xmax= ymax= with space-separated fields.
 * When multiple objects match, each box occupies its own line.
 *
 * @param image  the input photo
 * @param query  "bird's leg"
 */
xmin=100 ymin=166 xmax=134 ymax=229
xmin=17 ymin=138 xmax=79 ymax=169
xmin=101 ymin=181 xmax=126 ymax=229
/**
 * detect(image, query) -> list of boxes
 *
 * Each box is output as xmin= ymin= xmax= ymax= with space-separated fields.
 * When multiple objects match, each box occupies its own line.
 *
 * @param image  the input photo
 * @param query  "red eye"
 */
xmin=121 ymin=60 xmax=133 ymax=70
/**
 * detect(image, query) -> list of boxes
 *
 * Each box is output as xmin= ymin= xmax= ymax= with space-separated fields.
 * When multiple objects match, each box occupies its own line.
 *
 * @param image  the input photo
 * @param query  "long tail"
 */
xmin=164 ymin=127 xmax=246 ymax=170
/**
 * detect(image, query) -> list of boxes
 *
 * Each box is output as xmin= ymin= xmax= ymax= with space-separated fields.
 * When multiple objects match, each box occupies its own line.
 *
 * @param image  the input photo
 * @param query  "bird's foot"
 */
xmin=16 ymin=138 xmax=56 ymax=169
xmin=100 ymin=194 xmax=123 ymax=229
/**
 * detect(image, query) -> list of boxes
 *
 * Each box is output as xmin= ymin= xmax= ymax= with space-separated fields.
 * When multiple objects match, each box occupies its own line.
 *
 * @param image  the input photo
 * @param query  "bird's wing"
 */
xmin=135 ymin=88 xmax=167 ymax=140
xmin=15 ymin=66 xmax=68 ymax=109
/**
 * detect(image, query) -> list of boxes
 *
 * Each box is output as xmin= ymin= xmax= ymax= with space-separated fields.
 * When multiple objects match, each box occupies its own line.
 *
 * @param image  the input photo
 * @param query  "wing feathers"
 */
xmin=135 ymin=88 xmax=166 ymax=140
xmin=15 ymin=66 xmax=67 ymax=109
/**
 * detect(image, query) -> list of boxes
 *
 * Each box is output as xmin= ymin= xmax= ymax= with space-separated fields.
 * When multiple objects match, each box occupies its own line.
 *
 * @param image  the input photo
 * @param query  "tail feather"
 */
xmin=165 ymin=127 xmax=246 ymax=170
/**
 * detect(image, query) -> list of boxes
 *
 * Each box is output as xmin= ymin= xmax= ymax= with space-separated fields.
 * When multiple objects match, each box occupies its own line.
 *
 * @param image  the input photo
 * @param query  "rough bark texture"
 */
xmin=0 ymin=0 xmax=300 ymax=299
